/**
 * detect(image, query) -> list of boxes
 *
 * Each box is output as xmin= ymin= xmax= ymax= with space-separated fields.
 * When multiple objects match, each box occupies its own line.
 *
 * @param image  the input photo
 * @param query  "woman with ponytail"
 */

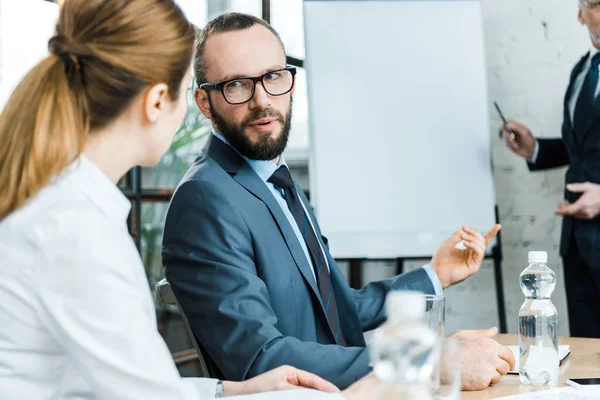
xmin=0 ymin=1 xmax=354 ymax=399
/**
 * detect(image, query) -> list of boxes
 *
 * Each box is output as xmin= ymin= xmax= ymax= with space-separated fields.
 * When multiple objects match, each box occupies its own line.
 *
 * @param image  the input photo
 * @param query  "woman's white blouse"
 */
xmin=0 ymin=156 xmax=218 ymax=399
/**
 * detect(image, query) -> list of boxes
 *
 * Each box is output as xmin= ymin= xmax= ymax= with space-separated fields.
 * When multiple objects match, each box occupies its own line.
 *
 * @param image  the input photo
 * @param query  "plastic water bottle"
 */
xmin=518 ymin=251 xmax=559 ymax=386
xmin=369 ymin=291 xmax=440 ymax=399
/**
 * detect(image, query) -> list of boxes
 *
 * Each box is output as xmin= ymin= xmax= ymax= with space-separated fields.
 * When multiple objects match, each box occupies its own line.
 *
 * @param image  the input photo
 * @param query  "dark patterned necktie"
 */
xmin=268 ymin=166 xmax=346 ymax=345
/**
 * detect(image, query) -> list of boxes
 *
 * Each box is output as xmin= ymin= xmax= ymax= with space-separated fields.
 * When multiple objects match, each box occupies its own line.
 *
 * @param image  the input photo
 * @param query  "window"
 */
xmin=284 ymin=67 xmax=309 ymax=162
xmin=270 ymin=0 xmax=305 ymax=59
xmin=208 ymin=0 xmax=262 ymax=20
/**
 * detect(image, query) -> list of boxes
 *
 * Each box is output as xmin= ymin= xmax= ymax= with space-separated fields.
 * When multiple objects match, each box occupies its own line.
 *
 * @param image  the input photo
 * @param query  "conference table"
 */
xmin=461 ymin=334 xmax=600 ymax=399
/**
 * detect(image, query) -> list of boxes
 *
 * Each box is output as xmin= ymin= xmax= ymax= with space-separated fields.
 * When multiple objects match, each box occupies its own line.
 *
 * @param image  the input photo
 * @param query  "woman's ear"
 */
xmin=144 ymin=83 xmax=169 ymax=124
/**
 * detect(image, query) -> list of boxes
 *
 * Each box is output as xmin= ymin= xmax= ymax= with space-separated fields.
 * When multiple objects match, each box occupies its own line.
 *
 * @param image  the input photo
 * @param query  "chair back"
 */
xmin=155 ymin=278 xmax=223 ymax=378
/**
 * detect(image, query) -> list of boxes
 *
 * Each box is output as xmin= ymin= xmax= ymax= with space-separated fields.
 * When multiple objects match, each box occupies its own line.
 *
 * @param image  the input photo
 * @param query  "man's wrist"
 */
xmin=526 ymin=139 xmax=539 ymax=162
xmin=422 ymin=264 xmax=445 ymax=294
xmin=429 ymin=261 xmax=450 ymax=289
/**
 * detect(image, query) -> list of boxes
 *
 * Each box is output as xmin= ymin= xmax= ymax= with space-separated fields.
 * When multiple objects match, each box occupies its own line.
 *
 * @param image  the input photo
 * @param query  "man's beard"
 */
xmin=208 ymin=96 xmax=293 ymax=161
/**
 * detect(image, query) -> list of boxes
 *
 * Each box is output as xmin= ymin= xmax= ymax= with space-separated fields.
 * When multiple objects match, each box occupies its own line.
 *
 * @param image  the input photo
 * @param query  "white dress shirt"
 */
xmin=530 ymin=48 xmax=600 ymax=163
xmin=0 ymin=156 xmax=340 ymax=400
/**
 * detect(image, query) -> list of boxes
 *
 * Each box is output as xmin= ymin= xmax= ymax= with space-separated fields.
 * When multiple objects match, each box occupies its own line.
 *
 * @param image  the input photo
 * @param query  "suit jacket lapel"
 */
xmin=580 ymin=86 xmax=600 ymax=144
xmin=568 ymin=53 xmax=592 ymax=144
xmin=565 ymin=53 xmax=589 ymax=137
xmin=204 ymin=137 xmax=323 ymax=307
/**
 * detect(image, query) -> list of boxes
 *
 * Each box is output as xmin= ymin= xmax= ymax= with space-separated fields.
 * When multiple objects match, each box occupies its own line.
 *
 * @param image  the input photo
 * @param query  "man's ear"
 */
xmin=290 ymin=77 xmax=297 ymax=98
xmin=195 ymin=88 xmax=213 ymax=120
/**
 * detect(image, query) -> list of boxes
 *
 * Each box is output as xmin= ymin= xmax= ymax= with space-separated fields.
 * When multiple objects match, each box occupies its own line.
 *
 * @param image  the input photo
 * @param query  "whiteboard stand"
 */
xmin=490 ymin=205 xmax=507 ymax=334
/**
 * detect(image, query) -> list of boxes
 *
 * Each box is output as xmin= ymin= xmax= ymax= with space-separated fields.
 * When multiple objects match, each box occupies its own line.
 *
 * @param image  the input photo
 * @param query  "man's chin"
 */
xmin=245 ymin=127 xmax=282 ymax=142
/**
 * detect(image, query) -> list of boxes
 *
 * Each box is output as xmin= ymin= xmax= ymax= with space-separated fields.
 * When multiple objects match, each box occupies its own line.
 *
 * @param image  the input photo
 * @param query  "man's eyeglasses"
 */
xmin=200 ymin=67 xmax=297 ymax=105
xmin=580 ymin=0 xmax=600 ymax=9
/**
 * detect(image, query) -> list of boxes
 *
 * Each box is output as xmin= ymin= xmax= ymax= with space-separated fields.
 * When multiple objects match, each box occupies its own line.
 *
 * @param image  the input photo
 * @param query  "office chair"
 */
xmin=155 ymin=278 xmax=223 ymax=379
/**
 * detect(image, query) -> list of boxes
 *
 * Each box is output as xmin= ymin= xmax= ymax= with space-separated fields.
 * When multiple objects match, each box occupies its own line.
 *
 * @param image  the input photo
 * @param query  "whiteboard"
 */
xmin=304 ymin=0 xmax=496 ymax=258
xmin=0 ymin=0 xmax=59 ymax=110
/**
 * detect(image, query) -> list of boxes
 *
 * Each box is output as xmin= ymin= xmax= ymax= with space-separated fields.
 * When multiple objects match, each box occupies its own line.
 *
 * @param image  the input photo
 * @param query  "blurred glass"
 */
xmin=438 ymin=338 xmax=461 ymax=400
xmin=424 ymin=295 xmax=445 ymax=339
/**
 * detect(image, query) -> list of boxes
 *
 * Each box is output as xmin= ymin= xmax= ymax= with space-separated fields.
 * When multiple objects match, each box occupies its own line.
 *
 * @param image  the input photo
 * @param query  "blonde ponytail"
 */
xmin=0 ymin=53 xmax=86 ymax=220
xmin=0 ymin=0 xmax=195 ymax=221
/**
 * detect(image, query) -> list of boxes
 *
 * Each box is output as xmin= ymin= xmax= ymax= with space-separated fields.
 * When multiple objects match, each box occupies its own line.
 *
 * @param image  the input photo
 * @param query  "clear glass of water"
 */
xmin=422 ymin=295 xmax=447 ymax=396
xmin=438 ymin=338 xmax=461 ymax=399
xmin=424 ymin=294 xmax=445 ymax=339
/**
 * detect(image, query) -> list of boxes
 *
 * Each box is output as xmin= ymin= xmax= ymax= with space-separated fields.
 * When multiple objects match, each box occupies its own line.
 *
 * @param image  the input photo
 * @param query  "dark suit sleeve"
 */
xmin=527 ymin=138 xmax=569 ymax=171
xmin=351 ymin=268 xmax=435 ymax=332
xmin=162 ymin=181 xmax=370 ymax=390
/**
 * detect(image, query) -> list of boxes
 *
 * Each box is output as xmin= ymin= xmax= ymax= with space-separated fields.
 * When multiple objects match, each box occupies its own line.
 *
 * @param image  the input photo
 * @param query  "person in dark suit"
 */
xmin=502 ymin=1 xmax=600 ymax=338
xmin=162 ymin=12 xmax=514 ymax=391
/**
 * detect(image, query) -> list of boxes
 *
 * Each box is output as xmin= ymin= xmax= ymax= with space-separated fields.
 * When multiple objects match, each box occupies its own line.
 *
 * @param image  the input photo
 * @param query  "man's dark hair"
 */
xmin=193 ymin=12 xmax=285 ymax=86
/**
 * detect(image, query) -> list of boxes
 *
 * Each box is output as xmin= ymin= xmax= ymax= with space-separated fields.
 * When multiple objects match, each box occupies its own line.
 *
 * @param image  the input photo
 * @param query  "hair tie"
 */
xmin=48 ymin=36 xmax=81 ymax=73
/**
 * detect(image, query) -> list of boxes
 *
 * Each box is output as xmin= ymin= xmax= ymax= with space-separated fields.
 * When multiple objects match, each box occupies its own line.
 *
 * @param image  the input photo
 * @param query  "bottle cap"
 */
xmin=528 ymin=251 xmax=547 ymax=263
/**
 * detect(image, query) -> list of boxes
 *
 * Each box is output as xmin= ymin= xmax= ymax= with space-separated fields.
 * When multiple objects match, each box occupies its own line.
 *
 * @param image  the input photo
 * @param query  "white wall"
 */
xmin=0 ymin=0 xmax=58 ymax=110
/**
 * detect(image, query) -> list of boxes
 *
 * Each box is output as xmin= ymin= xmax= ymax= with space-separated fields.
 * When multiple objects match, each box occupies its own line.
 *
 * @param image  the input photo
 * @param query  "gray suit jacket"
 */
xmin=162 ymin=136 xmax=436 ymax=389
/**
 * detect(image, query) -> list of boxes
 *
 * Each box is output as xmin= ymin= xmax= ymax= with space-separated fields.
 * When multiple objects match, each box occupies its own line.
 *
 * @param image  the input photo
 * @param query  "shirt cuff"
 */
xmin=422 ymin=264 xmax=444 ymax=296
xmin=183 ymin=377 xmax=219 ymax=399
xmin=526 ymin=140 xmax=539 ymax=164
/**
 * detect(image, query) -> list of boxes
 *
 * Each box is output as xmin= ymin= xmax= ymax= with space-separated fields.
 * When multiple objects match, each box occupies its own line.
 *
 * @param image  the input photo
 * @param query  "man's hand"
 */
xmin=344 ymin=328 xmax=515 ymax=396
xmin=430 ymin=225 xmax=501 ymax=288
xmin=222 ymin=365 xmax=340 ymax=396
xmin=502 ymin=120 xmax=537 ymax=159
xmin=555 ymin=182 xmax=600 ymax=220
xmin=451 ymin=326 xmax=499 ymax=341
xmin=342 ymin=373 xmax=382 ymax=400
xmin=451 ymin=327 xmax=515 ymax=391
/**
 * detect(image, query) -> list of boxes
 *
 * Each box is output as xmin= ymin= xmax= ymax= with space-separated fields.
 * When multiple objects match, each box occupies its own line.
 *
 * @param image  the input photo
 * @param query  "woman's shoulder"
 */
xmin=0 ymin=179 xmax=132 ymax=269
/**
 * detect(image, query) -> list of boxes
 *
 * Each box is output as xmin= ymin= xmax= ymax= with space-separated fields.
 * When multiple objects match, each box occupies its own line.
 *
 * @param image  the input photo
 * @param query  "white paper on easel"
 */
xmin=496 ymin=387 xmax=600 ymax=400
